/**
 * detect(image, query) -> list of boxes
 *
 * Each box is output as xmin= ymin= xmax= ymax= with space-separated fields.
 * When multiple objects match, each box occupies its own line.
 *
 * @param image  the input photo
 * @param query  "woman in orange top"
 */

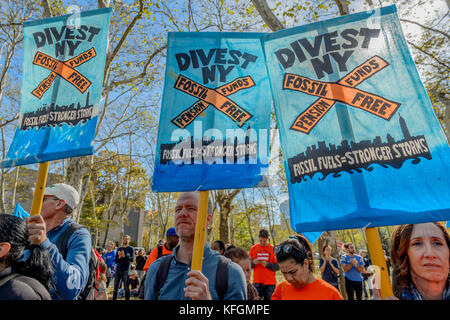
xmin=272 ymin=238 xmax=343 ymax=300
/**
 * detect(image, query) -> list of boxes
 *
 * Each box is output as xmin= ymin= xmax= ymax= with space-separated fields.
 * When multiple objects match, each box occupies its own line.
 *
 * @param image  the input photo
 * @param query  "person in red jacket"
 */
xmin=249 ymin=229 xmax=279 ymax=300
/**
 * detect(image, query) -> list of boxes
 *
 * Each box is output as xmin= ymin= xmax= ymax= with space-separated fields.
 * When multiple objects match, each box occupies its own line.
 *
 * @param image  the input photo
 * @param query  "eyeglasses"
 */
xmin=274 ymin=243 xmax=299 ymax=255
xmin=43 ymin=197 xmax=59 ymax=202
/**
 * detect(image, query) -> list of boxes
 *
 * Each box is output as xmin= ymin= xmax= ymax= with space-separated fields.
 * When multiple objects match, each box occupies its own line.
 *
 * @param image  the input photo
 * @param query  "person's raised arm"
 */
xmin=330 ymin=259 xmax=340 ymax=275
xmin=341 ymin=261 xmax=353 ymax=273
xmin=27 ymin=215 xmax=91 ymax=300
xmin=355 ymin=258 xmax=365 ymax=273
xmin=320 ymin=258 xmax=327 ymax=273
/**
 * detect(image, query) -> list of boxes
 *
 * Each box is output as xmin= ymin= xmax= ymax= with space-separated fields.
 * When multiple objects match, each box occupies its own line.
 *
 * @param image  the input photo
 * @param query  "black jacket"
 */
xmin=0 ymin=267 xmax=51 ymax=300
xmin=115 ymin=246 xmax=134 ymax=273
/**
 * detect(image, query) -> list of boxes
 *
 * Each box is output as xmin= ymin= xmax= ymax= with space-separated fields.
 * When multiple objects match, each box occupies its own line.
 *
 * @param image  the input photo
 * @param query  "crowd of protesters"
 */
xmin=0 ymin=186 xmax=448 ymax=301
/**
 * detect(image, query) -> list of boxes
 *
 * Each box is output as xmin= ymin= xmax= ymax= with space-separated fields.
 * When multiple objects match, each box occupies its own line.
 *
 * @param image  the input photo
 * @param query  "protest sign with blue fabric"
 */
xmin=280 ymin=200 xmax=322 ymax=244
xmin=14 ymin=203 xmax=30 ymax=220
xmin=1 ymin=8 xmax=112 ymax=168
xmin=262 ymin=5 xmax=450 ymax=233
xmin=152 ymin=32 xmax=271 ymax=192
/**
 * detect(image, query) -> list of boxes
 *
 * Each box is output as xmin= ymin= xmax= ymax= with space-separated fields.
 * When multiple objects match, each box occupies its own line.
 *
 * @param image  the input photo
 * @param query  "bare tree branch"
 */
xmin=0 ymin=22 xmax=22 ymax=27
xmin=40 ymin=0 xmax=53 ymax=18
xmin=400 ymin=18 xmax=449 ymax=40
xmin=97 ymin=0 xmax=110 ymax=9
xmin=105 ymin=44 xmax=167 ymax=93
xmin=104 ymin=0 xmax=144 ymax=80
xmin=334 ymin=0 xmax=349 ymax=16
xmin=407 ymin=40 xmax=450 ymax=71
xmin=251 ymin=0 xmax=284 ymax=31
xmin=0 ymin=113 xmax=19 ymax=129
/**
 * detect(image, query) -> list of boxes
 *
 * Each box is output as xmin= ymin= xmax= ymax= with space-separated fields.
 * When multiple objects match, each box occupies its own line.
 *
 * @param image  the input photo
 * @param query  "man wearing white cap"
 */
xmin=26 ymin=183 xmax=92 ymax=300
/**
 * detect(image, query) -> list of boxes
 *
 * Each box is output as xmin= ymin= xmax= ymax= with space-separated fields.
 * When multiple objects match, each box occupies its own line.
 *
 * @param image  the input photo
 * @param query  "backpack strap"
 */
xmin=138 ymin=246 xmax=169 ymax=300
xmin=0 ymin=273 xmax=19 ymax=288
xmin=215 ymin=255 xmax=230 ymax=300
xmin=154 ymin=254 xmax=172 ymax=300
xmin=157 ymin=245 xmax=163 ymax=259
xmin=53 ymin=222 xmax=95 ymax=300
xmin=153 ymin=254 xmax=231 ymax=300
xmin=13 ymin=274 xmax=50 ymax=300
xmin=55 ymin=222 xmax=84 ymax=260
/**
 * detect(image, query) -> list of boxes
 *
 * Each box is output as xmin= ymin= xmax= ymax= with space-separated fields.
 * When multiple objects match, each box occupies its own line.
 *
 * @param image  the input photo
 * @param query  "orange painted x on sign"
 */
xmin=285 ymin=56 xmax=401 ymax=134
xmin=172 ymin=75 xmax=255 ymax=128
xmin=32 ymin=47 xmax=96 ymax=99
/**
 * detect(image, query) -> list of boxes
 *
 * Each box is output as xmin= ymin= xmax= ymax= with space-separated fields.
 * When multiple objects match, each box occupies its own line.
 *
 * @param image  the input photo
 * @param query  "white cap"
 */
xmin=43 ymin=183 xmax=80 ymax=210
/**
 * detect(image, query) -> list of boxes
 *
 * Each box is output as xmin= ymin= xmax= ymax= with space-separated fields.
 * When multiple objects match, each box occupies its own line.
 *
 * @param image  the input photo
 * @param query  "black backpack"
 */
xmin=55 ymin=222 xmax=98 ymax=300
xmin=0 ymin=273 xmax=51 ymax=300
xmin=154 ymin=254 xmax=230 ymax=300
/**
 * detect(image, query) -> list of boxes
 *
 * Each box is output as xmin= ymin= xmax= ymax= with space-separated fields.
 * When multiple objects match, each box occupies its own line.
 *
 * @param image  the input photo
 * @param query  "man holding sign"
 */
xmin=26 ymin=183 xmax=91 ymax=300
xmin=144 ymin=192 xmax=247 ymax=300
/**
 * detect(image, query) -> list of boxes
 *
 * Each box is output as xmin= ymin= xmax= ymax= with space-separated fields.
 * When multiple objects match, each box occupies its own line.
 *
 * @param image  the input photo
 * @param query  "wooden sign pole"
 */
xmin=191 ymin=190 xmax=210 ymax=271
xmin=365 ymin=227 xmax=394 ymax=298
xmin=29 ymin=162 xmax=49 ymax=216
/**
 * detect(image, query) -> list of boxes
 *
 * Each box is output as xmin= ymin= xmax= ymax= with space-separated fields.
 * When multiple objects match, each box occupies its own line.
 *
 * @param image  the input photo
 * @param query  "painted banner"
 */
xmin=1 ymin=8 xmax=112 ymax=168
xmin=262 ymin=5 xmax=450 ymax=232
xmin=280 ymin=200 xmax=322 ymax=244
xmin=14 ymin=203 xmax=30 ymax=220
xmin=152 ymin=32 xmax=271 ymax=191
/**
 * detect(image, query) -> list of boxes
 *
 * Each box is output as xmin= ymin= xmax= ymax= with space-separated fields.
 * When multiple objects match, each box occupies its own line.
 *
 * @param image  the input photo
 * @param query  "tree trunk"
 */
xmin=0 ymin=126 xmax=7 ymax=213
xmin=318 ymin=231 xmax=346 ymax=299
xmin=445 ymin=104 xmax=450 ymax=143
xmin=89 ymin=182 xmax=99 ymax=248
xmin=241 ymin=191 xmax=255 ymax=245
xmin=65 ymin=155 xmax=93 ymax=222
xmin=258 ymin=187 xmax=276 ymax=243
xmin=11 ymin=167 xmax=20 ymax=211
xmin=147 ymin=209 xmax=154 ymax=251
xmin=102 ymin=221 xmax=110 ymax=247
xmin=334 ymin=0 xmax=350 ymax=16
xmin=216 ymin=189 xmax=240 ymax=243
xmin=218 ymin=196 xmax=232 ymax=243
xmin=251 ymin=0 xmax=284 ymax=31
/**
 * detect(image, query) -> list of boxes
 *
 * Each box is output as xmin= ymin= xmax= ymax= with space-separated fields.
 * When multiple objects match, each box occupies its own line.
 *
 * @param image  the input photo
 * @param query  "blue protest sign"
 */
xmin=262 ymin=6 xmax=450 ymax=232
xmin=1 ymin=8 xmax=112 ymax=168
xmin=14 ymin=203 xmax=30 ymax=220
xmin=152 ymin=32 xmax=271 ymax=192
xmin=280 ymin=200 xmax=322 ymax=244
